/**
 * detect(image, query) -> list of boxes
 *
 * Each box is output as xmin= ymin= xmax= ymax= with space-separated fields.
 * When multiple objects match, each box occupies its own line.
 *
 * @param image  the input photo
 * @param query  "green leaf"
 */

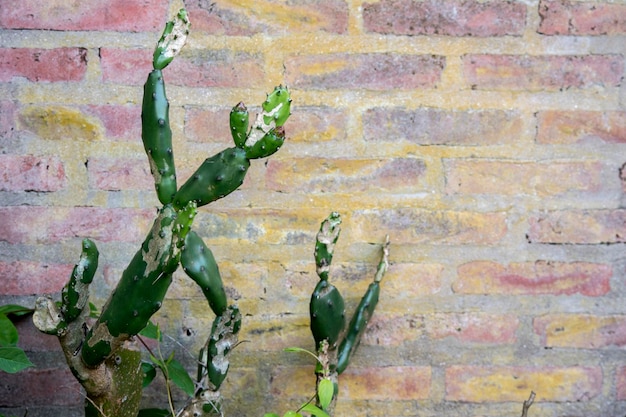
xmin=0 ymin=315 xmax=18 ymax=347
xmin=139 ymin=320 xmax=162 ymax=341
xmin=263 ymin=414 xmax=280 ymax=417
xmin=283 ymin=412 xmax=302 ymax=417
xmin=300 ymin=403 xmax=330 ymax=417
xmin=141 ymin=361 xmax=157 ymax=388
xmin=0 ymin=304 xmax=32 ymax=317
xmin=165 ymin=358 xmax=195 ymax=396
xmin=0 ymin=346 xmax=34 ymax=373
xmin=88 ymin=302 xmax=99 ymax=319
xmin=317 ymin=378 xmax=334 ymax=410
xmin=137 ymin=408 xmax=171 ymax=417
xmin=284 ymin=346 xmax=320 ymax=363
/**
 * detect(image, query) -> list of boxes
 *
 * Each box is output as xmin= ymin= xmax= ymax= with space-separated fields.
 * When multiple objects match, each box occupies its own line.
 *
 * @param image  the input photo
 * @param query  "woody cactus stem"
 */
xmin=33 ymin=8 xmax=291 ymax=417
xmin=309 ymin=213 xmax=390 ymax=414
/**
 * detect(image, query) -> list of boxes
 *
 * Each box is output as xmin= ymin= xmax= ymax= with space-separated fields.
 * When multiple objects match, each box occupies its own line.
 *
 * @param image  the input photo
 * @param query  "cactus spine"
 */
xmin=32 ymin=8 xmax=291 ymax=417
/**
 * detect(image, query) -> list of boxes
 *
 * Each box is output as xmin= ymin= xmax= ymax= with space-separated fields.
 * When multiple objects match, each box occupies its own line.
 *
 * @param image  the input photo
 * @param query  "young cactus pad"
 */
xmin=243 ymin=85 xmax=291 ymax=159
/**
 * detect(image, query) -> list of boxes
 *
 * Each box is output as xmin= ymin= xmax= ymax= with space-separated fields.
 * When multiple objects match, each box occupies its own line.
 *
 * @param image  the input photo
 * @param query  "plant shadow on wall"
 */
xmin=0 ymin=8 xmax=537 ymax=417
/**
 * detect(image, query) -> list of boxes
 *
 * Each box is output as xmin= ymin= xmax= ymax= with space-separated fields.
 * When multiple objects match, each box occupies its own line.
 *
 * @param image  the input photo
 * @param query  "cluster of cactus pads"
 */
xmin=33 ymin=9 xmax=291 ymax=417
xmin=31 ymin=8 xmax=389 ymax=417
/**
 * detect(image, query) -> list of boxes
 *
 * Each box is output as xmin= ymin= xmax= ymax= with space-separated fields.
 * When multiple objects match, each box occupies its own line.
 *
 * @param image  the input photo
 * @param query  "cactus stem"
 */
xmin=374 ymin=235 xmax=390 ymax=283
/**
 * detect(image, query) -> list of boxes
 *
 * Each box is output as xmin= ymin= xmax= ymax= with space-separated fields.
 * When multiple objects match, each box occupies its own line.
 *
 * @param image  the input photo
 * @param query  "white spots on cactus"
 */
xmin=142 ymin=207 xmax=175 ymax=277
xmin=244 ymin=102 xmax=284 ymax=149
xmin=33 ymin=296 xmax=66 ymax=336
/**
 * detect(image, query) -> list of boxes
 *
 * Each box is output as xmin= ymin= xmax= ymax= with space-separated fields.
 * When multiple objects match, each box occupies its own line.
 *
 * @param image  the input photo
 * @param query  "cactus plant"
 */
xmin=32 ymin=9 xmax=291 ymax=417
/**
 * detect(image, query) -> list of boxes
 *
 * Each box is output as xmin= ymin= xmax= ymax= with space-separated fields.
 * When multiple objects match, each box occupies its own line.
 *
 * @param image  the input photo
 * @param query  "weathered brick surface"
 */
xmin=446 ymin=366 xmax=602 ymax=402
xmin=0 ymin=48 xmax=87 ymax=82
xmin=528 ymin=209 xmax=626 ymax=244
xmin=463 ymin=54 xmax=624 ymax=90
xmin=534 ymin=314 xmax=626 ymax=348
xmin=538 ymin=0 xmax=626 ymax=35
xmin=0 ymin=155 xmax=66 ymax=192
xmin=454 ymin=261 xmax=612 ymax=296
xmin=2 ymin=1 xmax=626 ymax=415
xmin=285 ymin=54 xmax=445 ymax=90
xmin=363 ymin=0 xmax=526 ymax=37
xmin=536 ymin=110 xmax=626 ymax=144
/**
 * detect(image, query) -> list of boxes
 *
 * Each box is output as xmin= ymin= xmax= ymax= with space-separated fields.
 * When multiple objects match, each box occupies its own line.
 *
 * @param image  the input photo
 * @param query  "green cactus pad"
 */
xmin=230 ymin=102 xmax=249 ymax=149
xmin=153 ymin=8 xmax=190 ymax=70
xmin=205 ymin=306 xmax=241 ymax=390
xmin=181 ymin=231 xmax=227 ymax=316
xmin=262 ymin=85 xmax=291 ymax=127
xmin=244 ymin=126 xmax=285 ymax=159
xmin=82 ymin=206 xmax=181 ymax=367
xmin=172 ymin=147 xmax=250 ymax=210
xmin=314 ymin=212 xmax=342 ymax=281
xmin=61 ymin=239 xmax=99 ymax=323
xmin=336 ymin=281 xmax=380 ymax=374
xmin=309 ymin=280 xmax=346 ymax=350
xmin=142 ymin=69 xmax=177 ymax=205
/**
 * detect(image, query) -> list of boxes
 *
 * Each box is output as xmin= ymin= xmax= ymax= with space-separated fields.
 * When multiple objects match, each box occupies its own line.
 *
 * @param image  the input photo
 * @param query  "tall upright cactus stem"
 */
xmin=153 ymin=9 xmax=190 ymax=71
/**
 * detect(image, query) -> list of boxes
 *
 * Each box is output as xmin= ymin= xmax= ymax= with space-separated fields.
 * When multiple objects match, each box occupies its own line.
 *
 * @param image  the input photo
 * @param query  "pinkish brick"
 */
xmin=539 ymin=0 xmax=626 ymax=35
xmin=341 ymin=366 xmax=431 ymax=400
xmin=286 ymin=106 xmax=348 ymax=143
xmin=364 ymin=107 xmax=523 ymax=145
xmin=0 ymin=48 xmax=87 ymax=82
xmin=185 ymin=0 xmax=349 ymax=35
xmin=351 ymin=209 xmax=507 ymax=245
xmin=445 ymin=366 xmax=602 ymax=402
xmin=426 ymin=313 xmax=518 ymax=344
xmin=528 ymin=209 xmax=626 ymax=244
xmin=0 ymin=206 xmax=154 ymax=244
xmin=15 ymin=319 xmax=62 ymax=352
xmin=266 ymin=157 xmax=426 ymax=193
xmin=0 ymin=368 xmax=82 ymax=406
xmin=0 ymin=0 xmax=167 ymax=31
xmin=463 ymin=54 xmax=624 ymax=90
xmin=285 ymin=53 xmax=445 ymax=90
xmin=87 ymin=157 xmax=153 ymax=191
xmin=537 ymin=111 xmax=626 ymax=144
xmin=0 ymin=261 xmax=72 ymax=295
xmin=0 ymin=155 xmax=66 ymax=192
xmin=184 ymin=107 xmax=231 ymax=144
xmin=364 ymin=0 xmax=526 ymax=37
xmin=618 ymin=367 xmax=626 ymax=400
xmin=101 ymin=48 xmax=266 ymax=88
xmin=534 ymin=314 xmax=626 ymax=348
xmin=454 ymin=261 xmax=611 ymax=296
xmin=85 ymin=104 xmax=141 ymax=141
xmin=0 ymin=100 xmax=16 ymax=138
xmin=445 ymin=160 xmax=602 ymax=196
xmin=362 ymin=314 xmax=424 ymax=346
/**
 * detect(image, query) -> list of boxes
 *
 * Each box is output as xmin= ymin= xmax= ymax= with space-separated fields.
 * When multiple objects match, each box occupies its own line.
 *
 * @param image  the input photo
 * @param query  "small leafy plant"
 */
xmin=0 ymin=305 xmax=33 ymax=374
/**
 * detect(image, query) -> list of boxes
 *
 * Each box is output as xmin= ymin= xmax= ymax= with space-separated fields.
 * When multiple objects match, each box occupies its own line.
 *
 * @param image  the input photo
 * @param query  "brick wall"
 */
xmin=0 ymin=0 xmax=625 ymax=416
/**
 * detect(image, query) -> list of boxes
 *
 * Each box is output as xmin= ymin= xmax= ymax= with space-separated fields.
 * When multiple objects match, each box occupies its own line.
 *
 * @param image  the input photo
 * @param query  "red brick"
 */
xmin=0 ymin=100 xmax=16 ymax=138
xmin=87 ymin=157 xmax=153 ymax=191
xmin=340 ymin=366 xmax=431 ymax=400
xmin=351 ymin=209 xmax=507 ymax=245
xmin=15 ymin=319 xmax=62 ymax=352
xmin=621 ymin=163 xmax=626 ymax=194
xmin=539 ymin=0 xmax=626 ymax=35
xmin=184 ymin=107 xmax=231 ymax=144
xmin=18 ymin=105 xmax=101 ymax=142
xmin=85 ymin=104 xmax=141 ymax=141
xmin=0 ymin=261 xmax=72 ymax=295
xmin=286 ymin=106 xmax=348 ymax=143
xmin=445 ymin=160 xmax=602 ymax=196
xmin=537 ymin=110 xmax=626 ymax=144
xmin=0 ymin=155 xmax=66 ymax=192
xmin=0 ymin=206 xmax=154 ymax=244
xmin=0 ymin=48 xmax=87 ymax=82
xmin=364 ymin=0 xmax=526 ymax=37
xmin=463 ymin=54 xmax=624 ymax=90
xmin=445 ymin=366 xmax=602 ymax=402
xmin=528 ymin=209 xmax=626 ymax=244
xmin=185 ymin=0 xmax=349 ymax=34
xmin=454 ymin=261 xmax=611 ymax=296
xmin=617 ymin=367 xmax=626 ymax=400
xmin=364 ymin=107 xmax=523 ymax=145
xmin=101 ymin=48 xmax=266 ymax=88
xmin=266 ymin=157 xmax=426 ymax=193
xmin=0 ymin=367 xmax=81 ymax=406
xmin=362 ymin=314 xmax=423 ymax=346
xmin=285 ymin=54 xmax=445 ymax=90
xmin=426 ymin=313 xmax=518 ymax=344
xmin=0 ymin=0 xmax=167 ymax=31
xmin=534 ymin=314 xmax=626 ymax=348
